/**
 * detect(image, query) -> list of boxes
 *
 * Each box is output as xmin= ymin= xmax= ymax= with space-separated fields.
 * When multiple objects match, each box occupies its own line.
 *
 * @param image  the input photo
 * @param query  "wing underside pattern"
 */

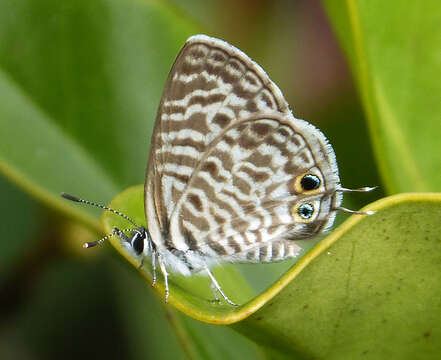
xmin=145 ymin=35 xmax=341 ymax=262
xmin=170 ymin=115 xmax=339 ymax=259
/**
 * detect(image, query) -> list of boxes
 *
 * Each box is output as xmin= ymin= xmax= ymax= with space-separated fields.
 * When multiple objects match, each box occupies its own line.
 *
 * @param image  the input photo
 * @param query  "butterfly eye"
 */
xmin=300 ymin=174 xmax=321 ymax=191
xmin=298 ymin=203 xmax=315 ymax=219
xmin=131 ymin=232 xmax=145 ymax=255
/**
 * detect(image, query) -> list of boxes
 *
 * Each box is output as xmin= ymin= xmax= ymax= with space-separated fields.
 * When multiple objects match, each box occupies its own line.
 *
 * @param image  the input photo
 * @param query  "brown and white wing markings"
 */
xmin=145 ymin=34 xmax=341 ymax=257
xmin=168 ymin=113 xmax=341 ymax=261
xmin=146 ymin=35 xmax=289 ymax=244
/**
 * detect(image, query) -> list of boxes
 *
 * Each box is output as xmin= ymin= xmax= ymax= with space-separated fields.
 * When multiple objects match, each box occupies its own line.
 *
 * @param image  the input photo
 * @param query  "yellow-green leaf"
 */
xmin=104 ymin=187 xmax=441 ymax=358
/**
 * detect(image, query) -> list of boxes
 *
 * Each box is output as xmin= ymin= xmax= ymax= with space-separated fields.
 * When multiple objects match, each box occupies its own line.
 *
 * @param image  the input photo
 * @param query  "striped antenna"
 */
xmin=83 ymin=228 xmax=135 ymax=249
xmin=61 ymin=192 xmax=139 ymax=227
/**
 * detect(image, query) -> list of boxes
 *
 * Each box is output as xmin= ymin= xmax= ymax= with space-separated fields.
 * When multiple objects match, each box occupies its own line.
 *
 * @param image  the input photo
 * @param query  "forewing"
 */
xmin=168 ymin=114 xmax=341 ymax=257
xmin=145 ymin=35 xmax=291 ymax=241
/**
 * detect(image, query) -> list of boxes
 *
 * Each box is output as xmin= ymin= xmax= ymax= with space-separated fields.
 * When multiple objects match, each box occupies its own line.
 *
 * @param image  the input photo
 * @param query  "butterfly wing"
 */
xmin=145 ymin=35 xmax=291 ymax=246
xmin=145 ymin=35 xmax=341 ymax=259
xmin=168 ymin=113 xmax=341 ymax=261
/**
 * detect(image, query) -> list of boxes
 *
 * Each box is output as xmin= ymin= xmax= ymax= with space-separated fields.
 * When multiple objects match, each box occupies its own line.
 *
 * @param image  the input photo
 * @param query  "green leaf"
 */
xmin=0 ymin=0 xmax=198 ymax=228
xmin=0 ymin=176 xmax=40 ymax=282
xmin=173 ymin=312 xmax=264 ymax=360
xmin=9 ymin=257 xmax=136 ymax=359
xmin=108 ymin=259 xmax=189 ymax=360
xmin=234 ymin=193 xmax=441 ymax=359
xmin=322 ymin=1 xmax=441 ymax=193
xmin=104 ymin=188 xmax=441 ymax=357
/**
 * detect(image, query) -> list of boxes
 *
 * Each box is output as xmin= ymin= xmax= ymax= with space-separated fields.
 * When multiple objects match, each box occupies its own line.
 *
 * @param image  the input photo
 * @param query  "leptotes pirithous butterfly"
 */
xmin=62 ymin=35 xmax=374 ymax=305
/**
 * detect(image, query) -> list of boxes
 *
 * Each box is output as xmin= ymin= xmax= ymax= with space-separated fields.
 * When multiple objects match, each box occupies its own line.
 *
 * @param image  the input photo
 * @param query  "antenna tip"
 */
xmin=83 ymin=242 xmax=98 ymax=249
xmin=362 ymin=186 xmax=377 ymax=192
xmin=61 ymin=192 xmax=81 ymax=202
xmin=365 ymin=210 xmax=376 ymax=215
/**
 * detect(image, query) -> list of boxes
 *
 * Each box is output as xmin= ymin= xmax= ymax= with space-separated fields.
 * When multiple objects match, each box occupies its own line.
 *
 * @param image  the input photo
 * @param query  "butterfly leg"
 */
xmin=205 ymin=266 xmax=238 ymax=306
xmin=157 ymin=253 xmax=169 ymax=302
xmin=209 ymin=281 xmax=220 ymax=303
xmin=151 ymin=249 xmax=157 ymax=287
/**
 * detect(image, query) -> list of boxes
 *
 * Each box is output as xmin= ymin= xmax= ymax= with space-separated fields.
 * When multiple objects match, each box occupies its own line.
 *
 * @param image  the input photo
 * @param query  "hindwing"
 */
xmin=168 ymin=114 xmax=341 ymax=258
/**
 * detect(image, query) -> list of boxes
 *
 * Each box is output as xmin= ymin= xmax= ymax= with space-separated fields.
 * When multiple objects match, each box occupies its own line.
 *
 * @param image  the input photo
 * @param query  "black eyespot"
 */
xmin=300 ymin=174 xmax=321 ymax=191
xmin=298 ymin=203 xmax=314 ymax=219
xmin=131 ymin=232 xmax=144 ymax=255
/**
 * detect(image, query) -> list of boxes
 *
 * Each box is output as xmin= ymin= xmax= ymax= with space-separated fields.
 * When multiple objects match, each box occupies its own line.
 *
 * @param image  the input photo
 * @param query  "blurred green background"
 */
xmin=1 ymin=0 xmax=440 ymax=359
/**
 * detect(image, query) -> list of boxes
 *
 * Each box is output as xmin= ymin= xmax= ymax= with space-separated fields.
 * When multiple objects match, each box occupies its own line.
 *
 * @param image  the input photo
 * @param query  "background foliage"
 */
xmin=0 ymin=0 xmax=440 ymax=359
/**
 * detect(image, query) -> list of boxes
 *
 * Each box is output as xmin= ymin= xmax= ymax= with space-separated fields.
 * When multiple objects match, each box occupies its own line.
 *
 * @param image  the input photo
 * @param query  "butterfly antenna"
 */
xmin=61 ymin=192 xmax=139 ymax=227
xmin=83 ymin=228 xmax=135 ymax=248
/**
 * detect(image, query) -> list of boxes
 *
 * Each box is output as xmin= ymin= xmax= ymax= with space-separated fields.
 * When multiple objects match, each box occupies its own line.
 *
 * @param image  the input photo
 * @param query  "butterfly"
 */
xmin=62 ymin=34 xmax=374 ymax=305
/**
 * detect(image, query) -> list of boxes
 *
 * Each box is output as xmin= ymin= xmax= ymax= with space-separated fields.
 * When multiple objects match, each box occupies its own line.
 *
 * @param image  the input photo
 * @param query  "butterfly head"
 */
xmin=60 ymin=193 xmax=153 ymax=257
xmin=120 ymin=226 xmax=154 ymax=259
xmin=129 ymin=228 xmax=147 ymax=255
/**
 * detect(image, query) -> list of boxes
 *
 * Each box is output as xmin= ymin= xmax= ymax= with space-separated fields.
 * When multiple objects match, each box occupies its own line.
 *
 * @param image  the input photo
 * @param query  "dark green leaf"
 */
xmin=0 ymin=0 xmax=198 ymax=226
